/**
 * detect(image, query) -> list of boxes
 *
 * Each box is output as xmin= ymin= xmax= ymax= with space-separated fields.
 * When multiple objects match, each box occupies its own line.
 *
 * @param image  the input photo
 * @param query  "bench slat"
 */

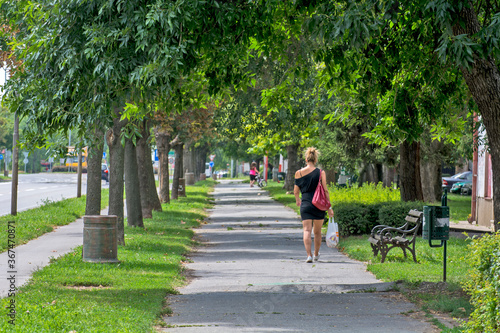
xmin=392 ymin=236 xmax=409 ymax=244
xmin=405 ymin=216 xmax=420 ymax=223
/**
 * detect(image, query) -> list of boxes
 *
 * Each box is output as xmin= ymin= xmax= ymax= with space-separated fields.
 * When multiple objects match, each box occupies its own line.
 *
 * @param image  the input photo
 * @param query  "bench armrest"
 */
xmin=379 ymin=223 xmax=419 ymax=238
xmin=371 ymin=224 xmax=393 ymax=235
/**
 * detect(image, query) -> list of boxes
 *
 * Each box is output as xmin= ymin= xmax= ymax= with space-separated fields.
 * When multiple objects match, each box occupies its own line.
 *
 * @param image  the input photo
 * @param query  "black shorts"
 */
xmin=250 ymin=175 xmax=256 ymax=181
xmin=300 ymin=201 xmax=326 ymax=220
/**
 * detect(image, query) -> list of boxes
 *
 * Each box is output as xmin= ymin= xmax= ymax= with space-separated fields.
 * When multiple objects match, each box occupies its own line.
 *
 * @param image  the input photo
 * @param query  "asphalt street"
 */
xmin=0 ymin=173 xmax=108 ymax=216
xmin=163 ymin=180 xmax=437 ymax=333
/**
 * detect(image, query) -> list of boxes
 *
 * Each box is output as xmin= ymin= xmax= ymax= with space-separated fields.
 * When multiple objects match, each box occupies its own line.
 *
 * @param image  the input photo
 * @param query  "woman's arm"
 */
xmin=294 ymin=170 xmax=301 ymax=206
xmin=294 ymin=185 xmax=301 ymax=207
xmin=321 ymin=170 xmax=334 ymax=217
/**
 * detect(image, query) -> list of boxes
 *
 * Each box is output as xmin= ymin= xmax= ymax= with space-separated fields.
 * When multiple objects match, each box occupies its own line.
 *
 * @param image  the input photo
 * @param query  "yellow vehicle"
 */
xmin=65 ymin=146 xmax=88 ymax=168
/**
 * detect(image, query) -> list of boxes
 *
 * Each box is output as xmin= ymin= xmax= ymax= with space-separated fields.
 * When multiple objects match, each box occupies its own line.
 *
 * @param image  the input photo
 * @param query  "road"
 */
xmin=0 ymin=173 xmax=107 ymax=216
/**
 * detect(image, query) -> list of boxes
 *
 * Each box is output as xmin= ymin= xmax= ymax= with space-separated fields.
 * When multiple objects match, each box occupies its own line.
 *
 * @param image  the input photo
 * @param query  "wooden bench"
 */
xmin=368 ymin=209 xmax=423 ymax=263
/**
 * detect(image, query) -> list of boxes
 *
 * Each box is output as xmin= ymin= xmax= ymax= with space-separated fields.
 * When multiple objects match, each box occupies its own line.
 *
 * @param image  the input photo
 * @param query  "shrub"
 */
xmin=378 ymin=201 xmax=425 ymax=229
xmin=461 ymin=232 xmax=500 ymax=333
xmin=334 ymin=203 xmax=370 ymax=236
xmin=329 ymin=182 xmax=400 ymax=205
xmin=334 ymin=201 xmax=425 ymax=236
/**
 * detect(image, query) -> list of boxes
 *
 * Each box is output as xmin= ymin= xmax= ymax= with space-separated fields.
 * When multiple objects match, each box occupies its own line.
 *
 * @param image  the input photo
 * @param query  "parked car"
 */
xmin=442 ymin=171 xmax=472 ymax=191
xmin=461 ymin=182 xmax=473 ymax=195
xmin=450 ymin=180 xmax=472 ymax=194
xmin=101 ymin=163 xmax=109 ymax=182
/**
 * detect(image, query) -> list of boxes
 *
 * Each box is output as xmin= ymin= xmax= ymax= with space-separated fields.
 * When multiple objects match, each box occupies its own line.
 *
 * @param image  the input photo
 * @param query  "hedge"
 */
xmin=462 ymin=232 xmax=500 ymax=332
xmin=333 ymin=201 xmax=425 ymax=236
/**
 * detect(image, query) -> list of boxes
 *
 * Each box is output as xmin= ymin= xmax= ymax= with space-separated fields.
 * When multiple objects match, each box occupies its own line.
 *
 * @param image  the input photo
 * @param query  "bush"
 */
xmin=334 ymin=203 xmax=370 ymax=236
xmin=334 ymin=201 xmax=425 ymax=236
xmin=462 ymin=232 xmax=500 ymax=332
xmin=329 ymin=182 xmax=400 ymax=205
xmin=378 ymin=201 xmax=425 ymax=229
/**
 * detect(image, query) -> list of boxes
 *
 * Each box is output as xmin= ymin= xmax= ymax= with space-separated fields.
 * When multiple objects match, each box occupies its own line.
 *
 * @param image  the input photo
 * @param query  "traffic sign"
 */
xmin=23 ymin=158 xmax=28 ymax=164
xmin=22 ymin=152 xmax=29 ymax=158
xmin=209 ymin=161 xmax=214 ymax=167
xmin=103 ymin=152 xmax=106 ymax=159
xmin=209 ymin=154 xmax=215 ymax=161
xmin=0 ymin=154 xmax=3 ymax=160
xmin=154 ymin=149 xmax=159 ymax=161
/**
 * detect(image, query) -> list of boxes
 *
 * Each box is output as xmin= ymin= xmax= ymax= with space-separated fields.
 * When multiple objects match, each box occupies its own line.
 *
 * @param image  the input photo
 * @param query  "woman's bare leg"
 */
xmin=302 ymin=220 xmax=313 ymax=257
xmin=312 ymin=219 xmax=323 ymax=256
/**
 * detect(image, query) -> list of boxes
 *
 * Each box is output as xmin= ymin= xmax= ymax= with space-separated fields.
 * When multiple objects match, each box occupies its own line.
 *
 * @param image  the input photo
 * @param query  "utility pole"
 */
xmin=11 ymin=113 xmax=19 ymax=216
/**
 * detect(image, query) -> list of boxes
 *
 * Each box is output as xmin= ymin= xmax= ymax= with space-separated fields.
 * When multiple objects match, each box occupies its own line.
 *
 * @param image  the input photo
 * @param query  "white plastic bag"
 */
xmin=326 ymin=217 xmax=339 ymax=248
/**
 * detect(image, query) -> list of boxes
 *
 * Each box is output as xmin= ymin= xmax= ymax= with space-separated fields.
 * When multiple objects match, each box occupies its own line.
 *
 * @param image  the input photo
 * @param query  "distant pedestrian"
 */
xmin=249 ymin=162 xmax=259 ymax=187
xmin=294 ymin=147 xmax=334 ymax=263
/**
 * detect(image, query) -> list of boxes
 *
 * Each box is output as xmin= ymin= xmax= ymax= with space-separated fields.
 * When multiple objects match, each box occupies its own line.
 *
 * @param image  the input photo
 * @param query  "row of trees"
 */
xmin=1 ymin=1 xmax=499 ymax=231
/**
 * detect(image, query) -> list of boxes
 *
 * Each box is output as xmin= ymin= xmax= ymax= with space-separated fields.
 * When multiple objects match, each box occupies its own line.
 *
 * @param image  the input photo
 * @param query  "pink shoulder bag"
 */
xmin=312 ymin=169 xmax=331 ymax=211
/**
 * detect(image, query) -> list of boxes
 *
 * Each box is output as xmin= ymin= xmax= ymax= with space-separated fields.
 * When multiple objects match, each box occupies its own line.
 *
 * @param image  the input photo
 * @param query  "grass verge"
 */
xmin=1 ymin=180 xmax=214 ymax=332
xmin=0 ymin=190 xmax=109 ymax=253
xmin=447 ymin=193 xmax=471 ymax=222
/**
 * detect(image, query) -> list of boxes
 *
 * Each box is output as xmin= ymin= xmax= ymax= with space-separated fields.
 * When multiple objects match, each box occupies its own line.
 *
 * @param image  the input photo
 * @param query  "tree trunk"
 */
xmin=420 ymin=159 xmax=442 ymax=203
xmin=77 ymin=150 xmax=82 ymax=198
xmin=399 ymin=140 xmax=423 ymax=202
xmin=31 ymin=150 xmax=37 ymax=173
xmin=324 ymin=168 xmax=336 ymax=186
xmin=420 ymin=138 xmax=444 ymax=203
xmin=106 ymin=113 xmax=126 ymax=244
xmin=273 ymin=155 xmax=279 ymax=182
xmin=194 ymin=144 xmax=209 ymax=181
xmin=171 ymin=135 xmax=184 ymax=200
xmin=283 ymin=143 xmax=299 ymax=191
xmin=383 ymin=165 xmax=396 ymax=188
xmin=453 ymin=3 xmax=500 ymax=231
xmin=125 ymin=138 xmax=143 ymax=227
xmin=183 ymin=141 xmax=195 ymax=175
xmin=154 ymin=127 xmax=170 ymax=203
xmin=136 ymin=121 xmax=162 ymax=218
xmin=85 ymin=128 xmax=104 ymax=215
xmin=358 ymin=163 xmax=367 ymax=187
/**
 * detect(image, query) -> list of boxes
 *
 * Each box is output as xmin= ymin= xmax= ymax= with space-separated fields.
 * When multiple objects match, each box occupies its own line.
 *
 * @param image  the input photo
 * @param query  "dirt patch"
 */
xmin=396 ymin=281 xmax=469 ymax=330
xmin=63 ymin=284 xmax=112 ymax=291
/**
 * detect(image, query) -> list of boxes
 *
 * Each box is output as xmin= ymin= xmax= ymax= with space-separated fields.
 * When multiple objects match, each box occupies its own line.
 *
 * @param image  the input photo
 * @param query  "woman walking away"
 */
xmin=294 ymin=147 xmax=334 ymax=263
xmin=249 ymin=162 xmax=259 ymax=187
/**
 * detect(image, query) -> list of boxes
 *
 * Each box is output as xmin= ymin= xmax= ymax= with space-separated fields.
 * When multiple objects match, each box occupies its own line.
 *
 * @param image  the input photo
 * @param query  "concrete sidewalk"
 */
xmin=0 ymin=207 xmax=109 ymax=298
xmin=163 ymin=180 xmax=437 ymax=332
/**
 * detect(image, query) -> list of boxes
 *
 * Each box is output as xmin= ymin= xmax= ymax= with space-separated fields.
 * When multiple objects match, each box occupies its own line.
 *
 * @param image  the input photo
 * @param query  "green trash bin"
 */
xmin=422 ymin=206 xmax=450 ymax=241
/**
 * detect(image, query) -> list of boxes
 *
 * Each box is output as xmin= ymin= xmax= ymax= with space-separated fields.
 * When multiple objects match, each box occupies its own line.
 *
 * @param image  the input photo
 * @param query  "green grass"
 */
xmin=0 ymin=181 xmax=214 ymax=332
xmin=339 ymin=235 xmax=470 ymax=284
xmin=447 ymin=193 xmax=471 ymax=222
xmin=0 ymin=176 xmax=11 ymax=182
xmin=0 ymin=190 xmax=109 ymax=253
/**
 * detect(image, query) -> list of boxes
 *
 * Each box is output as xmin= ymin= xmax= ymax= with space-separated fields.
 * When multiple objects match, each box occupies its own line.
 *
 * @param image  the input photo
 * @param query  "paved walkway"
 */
xmin=163 ymin=180 xmax=437 ymax=332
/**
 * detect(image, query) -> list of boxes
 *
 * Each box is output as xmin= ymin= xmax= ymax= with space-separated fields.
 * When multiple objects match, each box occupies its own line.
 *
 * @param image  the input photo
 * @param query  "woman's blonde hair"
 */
xmin=304 ymin=147 xmax=319 ymax=164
